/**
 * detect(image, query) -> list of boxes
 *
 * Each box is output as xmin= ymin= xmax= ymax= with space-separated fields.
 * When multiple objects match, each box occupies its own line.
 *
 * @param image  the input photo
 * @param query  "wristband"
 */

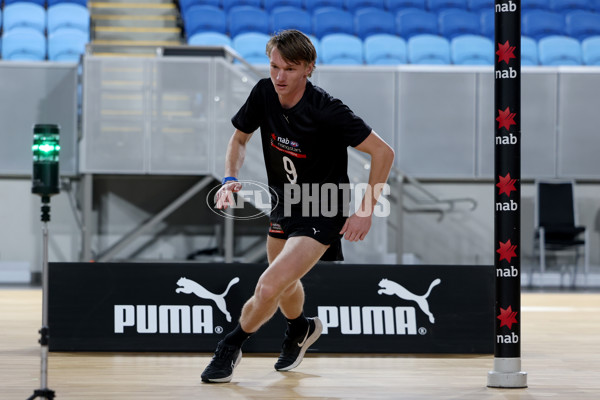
xmin=221 ymin=176 xmax=238 ymax=185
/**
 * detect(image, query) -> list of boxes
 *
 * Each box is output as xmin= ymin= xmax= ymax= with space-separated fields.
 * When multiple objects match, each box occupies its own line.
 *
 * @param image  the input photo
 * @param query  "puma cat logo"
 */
xmin=176 ymin=277 xmax=240 ymax=322
xmin=377 ymin=278 xmax=441 ymax=324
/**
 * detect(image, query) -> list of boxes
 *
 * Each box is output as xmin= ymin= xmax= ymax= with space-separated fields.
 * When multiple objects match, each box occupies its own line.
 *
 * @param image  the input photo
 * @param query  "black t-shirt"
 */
xmin=232 ymin=78 xmax=372 ymax=218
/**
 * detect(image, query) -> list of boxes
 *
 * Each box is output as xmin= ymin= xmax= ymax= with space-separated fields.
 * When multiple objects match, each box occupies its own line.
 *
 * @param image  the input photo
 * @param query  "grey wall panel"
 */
xmin=397 ymin=69 xmax=477 ymax=177
xmin=558 ymin=69 xmax=600 ymax=178
xmin=478 ymin=69 xmax=558 ymax=179
xmin=0 ymin=62 xmax=78 ymax=176
xmin=314 ymin=68 xmax=397 ymax=152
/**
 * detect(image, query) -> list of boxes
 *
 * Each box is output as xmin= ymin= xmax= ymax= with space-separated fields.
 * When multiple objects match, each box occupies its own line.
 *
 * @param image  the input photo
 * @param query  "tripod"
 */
xmin=28 ymin=196 xmax=56 ymax=400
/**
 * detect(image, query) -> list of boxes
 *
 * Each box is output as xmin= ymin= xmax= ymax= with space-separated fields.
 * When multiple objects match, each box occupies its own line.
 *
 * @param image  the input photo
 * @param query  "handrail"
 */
xmin=348 ymin=148 xmax=477 ymax=221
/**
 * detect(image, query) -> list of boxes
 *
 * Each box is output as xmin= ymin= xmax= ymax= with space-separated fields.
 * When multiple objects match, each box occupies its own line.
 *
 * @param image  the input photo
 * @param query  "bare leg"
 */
xmin=239 ymin=236 xmax=328 ymax=333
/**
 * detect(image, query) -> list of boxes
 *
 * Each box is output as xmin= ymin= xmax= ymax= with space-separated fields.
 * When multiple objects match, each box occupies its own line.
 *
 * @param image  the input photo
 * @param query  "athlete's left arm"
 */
xmin=340 ymin=131 xmax=395 ymax=242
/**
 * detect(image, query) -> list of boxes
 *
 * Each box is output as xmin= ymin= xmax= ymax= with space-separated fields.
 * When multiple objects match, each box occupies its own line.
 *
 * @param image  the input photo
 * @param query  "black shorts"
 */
xmin=268 ymin=215 xmax=346 ymax=262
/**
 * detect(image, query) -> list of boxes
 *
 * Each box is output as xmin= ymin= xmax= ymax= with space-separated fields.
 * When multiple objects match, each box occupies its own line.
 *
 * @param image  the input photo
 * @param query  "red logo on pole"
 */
xmin=497 ymin=173 xmax=517 ymax=197
xmin=497 ymin=305 xmax=518 ymax=329
xmin=496 ymin=41 xmax=516 ymax=64
xmin=497 ymin=239 xmax=517 ymax=263
xmin=496 ymin=107 xmax=516 ymax=131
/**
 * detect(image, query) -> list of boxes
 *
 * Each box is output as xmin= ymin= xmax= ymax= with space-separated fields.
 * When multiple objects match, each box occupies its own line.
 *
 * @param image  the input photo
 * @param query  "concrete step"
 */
xmin=92 ymin=14 xmax=179 ymax=28
xmin=91 ymin=40 xmax=182 ymax=56
xmin=89 ymin=2 xmax=178 ymax=16
xmin=94 ymin=26 xmax=182 ymax=41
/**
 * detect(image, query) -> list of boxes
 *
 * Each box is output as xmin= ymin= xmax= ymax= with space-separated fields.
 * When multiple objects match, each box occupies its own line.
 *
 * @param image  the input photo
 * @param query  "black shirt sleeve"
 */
xmin=231 ymin=79 xmax=266 ymax=134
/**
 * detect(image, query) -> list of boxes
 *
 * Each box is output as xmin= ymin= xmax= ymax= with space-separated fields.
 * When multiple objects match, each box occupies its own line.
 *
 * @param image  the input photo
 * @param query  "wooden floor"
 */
xmin=1 ymin=289 xmax=599 ymax=400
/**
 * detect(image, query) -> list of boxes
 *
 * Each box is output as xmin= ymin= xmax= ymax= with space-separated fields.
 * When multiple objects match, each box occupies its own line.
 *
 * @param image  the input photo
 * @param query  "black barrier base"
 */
xmin=27 ymin=389 xmax=55 ymax=400
xmin=49 ymin=262 xmax=494 ymax=354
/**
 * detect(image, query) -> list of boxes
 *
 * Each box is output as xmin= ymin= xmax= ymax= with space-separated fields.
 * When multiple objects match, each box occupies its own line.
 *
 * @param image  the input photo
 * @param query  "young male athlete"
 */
xmin=201 ymin=29 xmax=395 ymax=383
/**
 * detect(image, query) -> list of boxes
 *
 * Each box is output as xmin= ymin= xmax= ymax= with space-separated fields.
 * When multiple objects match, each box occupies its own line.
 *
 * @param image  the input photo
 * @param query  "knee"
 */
xmin=254 ymin=280 xmax=281 ymax=304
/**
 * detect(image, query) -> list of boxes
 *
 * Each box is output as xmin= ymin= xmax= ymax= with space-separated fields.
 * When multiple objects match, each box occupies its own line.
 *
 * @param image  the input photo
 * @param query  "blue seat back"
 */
xmin=47 ymin=0 xmax=88 ymax=6
xmin=408 ymin=34 xmax=450 ymax=64
xmin=222 ymin=0 xmax=261 ymax=10
xmin=48 ymin=27 xmax=88 ymax=62
xmin=304 ymin=0 xmax=344 ymax=12
xmin=320 ymin=33 xmax=364 ymax=64
xmin=264 ymin=0 xmax=303 ymax=11
xmin=522 ymin=0 xmax=549 ymax=10
xmin=179 ymin=0 xmax=221 ymax=13
xmin=565 ymin=11 xmax=600 ymax=41
xmin=228 ymin=6 xmax=270 ymax=37
xmin=385 ymin=0 xmax=426 ymax=12
xmin=3 ymin=3 xmax=46 ymax=34
xmin=451 ymin=34 xmax=493 ymax=64
xmin=344 ymin=0 xmax=385 ymax=12
xmin=270 ymin=6 xmax=312 ymax=34
xmin=47 ymin=4 xmax=90 ymax=35
xmin=467 ymin=0 xmax=493 ymax=12
xmin=396 ymin=9 xmax=438 ymax=38
xmin=188 ymin=32 xmax=233 ymax=46
xmin=4 ymin=0 xmax=46 ymax=6
xmin=549 ymin=0 xmax=592 ymax=12
xmin=312 ymin=7 xmax=354 ymax=38
xmin=426 ymin=0 xmax=467 ymax=12
xmin=355 ymin=8 xmax=395 ymax=39
xmin=538 ymin=35 xmax=583 ymax=65
xmin=1 ymin=27 xmax=46 ymax=60
xmin=184 ymin=5 xmax=227 ymax=36
xmin=232 ymin=32 xmax=271 ymax=64
xmin=480 ymin=9 xmax=494 ymax=39
xmin=582 ymin=36 xmax=600 ymax=65
xmin=522 ymin=10 xmax=566 ymax=40
xmin=364 ymin=33 xmax=407 ymax=64
xmin=438 ymin=9 xmax=480 ymax=39
xmin=521 ymin=36 xmax=539 ymax=65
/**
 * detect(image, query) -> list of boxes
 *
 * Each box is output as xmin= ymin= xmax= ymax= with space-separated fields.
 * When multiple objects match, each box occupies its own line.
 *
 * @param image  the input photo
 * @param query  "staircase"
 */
xmin=89 ymin=0 xmax=183 ymax=56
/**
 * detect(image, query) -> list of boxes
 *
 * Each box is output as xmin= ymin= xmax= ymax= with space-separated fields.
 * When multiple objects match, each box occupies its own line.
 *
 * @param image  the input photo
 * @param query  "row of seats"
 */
xmin=2 ymin=0 xmax=87 ymax=7
xmin=188 ymin=31 xmax=600 ymax=66
xmin=1 ymin=27 xmax=88 ymax=61
xmin=1 ymin=2 xmax=90 ymax=34
xmin=179 ymin=0 xmax=600 ymax=13
xmin=182 ymin=4 xmax=600 ymax=41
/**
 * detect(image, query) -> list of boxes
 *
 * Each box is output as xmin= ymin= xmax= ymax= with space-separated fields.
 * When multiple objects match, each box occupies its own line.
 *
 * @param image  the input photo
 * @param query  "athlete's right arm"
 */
xmin=215 ymin=129 xmax=253 ymax=209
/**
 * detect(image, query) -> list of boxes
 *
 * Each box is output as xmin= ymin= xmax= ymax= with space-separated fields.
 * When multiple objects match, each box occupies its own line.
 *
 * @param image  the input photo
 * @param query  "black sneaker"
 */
xmin=274 ymin=317 xmax=323 ymax=371
xmin=201 ymin=341 xmax=242 ymax=383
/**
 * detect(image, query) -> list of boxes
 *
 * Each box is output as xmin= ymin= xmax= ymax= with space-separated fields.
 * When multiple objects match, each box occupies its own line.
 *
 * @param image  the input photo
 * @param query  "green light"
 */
xmin=32 ymin=124 xmax=60 ymax=197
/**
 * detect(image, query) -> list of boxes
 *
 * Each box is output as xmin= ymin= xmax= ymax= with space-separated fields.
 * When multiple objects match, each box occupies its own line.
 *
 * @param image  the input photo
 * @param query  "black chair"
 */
xmin=533 ymin=180 xmax=589 ymax=287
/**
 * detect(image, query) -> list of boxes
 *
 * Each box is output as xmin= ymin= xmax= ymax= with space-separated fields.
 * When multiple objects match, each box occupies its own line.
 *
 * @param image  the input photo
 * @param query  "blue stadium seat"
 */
xmin=593 ymin=0 xmax=600 ymax=11
xmin=264 ymin=0 xmax=303 ymax=11
xmin=1 ymin=27 xmax=46 ymax=61
xmin=438 ymin=9 xmax=480 ymax=39
xmin=467 ymin=0 xmax=493 ymax=12
xmin=270 ymin=6 xmax=312 ymax=34
xmin=355 ymin=8 xmax=395 ymax=39
xmin=538 ymin=35 xmax=582 ymax=65
xmin=228 ymin=6 xmax=270 ymax=37
xmin=4 ymin=0 xmax=45 ymax=6
xmin=426 ymin=0 xmax=467 ymax=12
xmin=179 ymin=0 xmax=221 ymax=13
xmin=188 ymin=31 xmax=232 ymax=46
xmin=521 ymin=0 xmax=549 ymax=10
xmin=407 ymin=34 xmax=450 ymax=63
xmin=232 ymin=32 xmax=271 ymax=64
xmin=550 ymin=0 xmax=592 ymax=12
xmin=582 ymin=36 xmax=600 ymax=65
xmin=565 ymin=11 xmax=600 ymax=41
xmin=320 ymin=33 xmax=364 ymax=64
xmin=184 ymin=5 xmax=227 ymax=36
xmin=222 ymin=0 xmax=261 ymax=11
xmin=345 ymin=0 xmax=385 ymax=12
xmin=451 ymin=34 xmax=493 ymax=64
xmin=479 ymin=9 xmax=494 ymax=39
xmin=522 ymin=10 xmax=566 ymax=40
xmin=47 ymin=0 xmax=88 ymax=6
xmin=48 ymin=28 xmax=88 ymax=62
xmin=308 ymin=34 xmax=321 ymax=61
xmin=364 ymin=33 xmax=407 ymax=64
xmin=312 ymin=7 xmax=354 ymax=38
xmin=304 ymin=0 xmax=344 ymax=12
xmin=385 ymin=0 xmax=426 ymax=12
xmin=2 ymin=3 xmax=46 ymax=34
xmin=47 ymin=4 xmax=90 ymax=35
xmin=521 ymin=36 xmax=539 ymax=65
xmin=396 ymin=9 xmax=438 ymax=38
